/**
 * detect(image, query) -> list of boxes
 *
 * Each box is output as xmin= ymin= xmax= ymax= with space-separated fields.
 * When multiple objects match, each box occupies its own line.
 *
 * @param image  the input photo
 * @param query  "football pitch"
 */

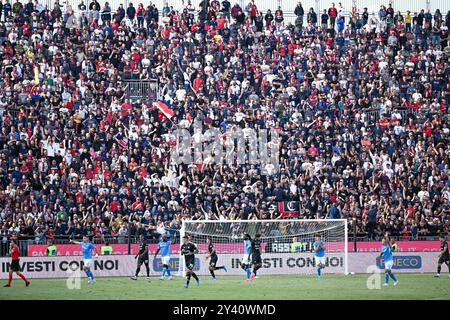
xmin=0 ymin=273 xmax=449 ymax=300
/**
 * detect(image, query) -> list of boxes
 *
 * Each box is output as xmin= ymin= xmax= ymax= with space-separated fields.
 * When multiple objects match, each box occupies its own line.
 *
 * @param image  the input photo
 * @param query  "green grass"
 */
xmin=0 ymin=274 xmax=449 ymax=300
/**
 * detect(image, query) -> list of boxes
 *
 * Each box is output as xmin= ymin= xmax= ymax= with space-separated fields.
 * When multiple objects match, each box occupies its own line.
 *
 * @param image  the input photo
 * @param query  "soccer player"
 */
xmin=131 ymin=234 xmax=150 ymax=280
xmin=154 ymin=234 xmax=172 ymax=280
xmin=205 ymin=238 xmax=227 ymax=280
xmin=70 ymin=236 xmax=98 ymax=284
xmin=434 ymin=233 xmax=450 ymax=278
xmin=240 ymin=233 xmax=253 ymax=282
xmin=180 ymin=235 xmax=200 ymax=288
xmin=4 ymin=239 xmax=30 ymax=287
xmin=250 ymin=233 xmax=262 ymax=280
xmin=380 ymin=238 xmax=398 ymax=286
xmin=384 ymin=232 xmax=398 ymax=251
xmin=313 ymin=234 xmax=326 ymax=279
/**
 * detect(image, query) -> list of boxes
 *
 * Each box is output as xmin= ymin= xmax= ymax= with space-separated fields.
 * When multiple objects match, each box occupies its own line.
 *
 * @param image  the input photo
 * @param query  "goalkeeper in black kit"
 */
xmin=250 ymin=233 xmax=263 ymax=280
xmin=181 ymin=235 xmax=200 ymax=288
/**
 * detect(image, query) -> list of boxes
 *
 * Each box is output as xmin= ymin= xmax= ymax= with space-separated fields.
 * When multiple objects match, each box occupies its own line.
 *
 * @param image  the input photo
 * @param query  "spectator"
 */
xmin=126 ymin=2 xmax=136 ymax=21
xmin=101 ymin=1 xmax=111 ymax=23
xmin=274 ymin=6 xmax=283 ymax=26
xmin=307 ymin=7 xmax=317 ymax=27
xmin=321 ymin=9 xmax=328 ymax=30
xmin=136 ymin=3 xmax=145 ymax=29
xmin=294 ymin=2 xmax=304 ymax=23
xmin=328 ymin=2 xmax=337 ymax=28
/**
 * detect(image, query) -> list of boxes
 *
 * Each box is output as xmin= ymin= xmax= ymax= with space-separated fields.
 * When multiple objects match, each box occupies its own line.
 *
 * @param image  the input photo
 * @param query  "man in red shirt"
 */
xmin=328 ymin=3 xmax=338 ymax=28
xmin=4 ymin=240 xmax=30 ymax=287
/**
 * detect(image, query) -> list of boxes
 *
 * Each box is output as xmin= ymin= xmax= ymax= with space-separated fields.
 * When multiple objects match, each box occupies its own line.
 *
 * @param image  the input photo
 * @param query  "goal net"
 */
xmin=177 ymin=219 xmax=348 ymax=276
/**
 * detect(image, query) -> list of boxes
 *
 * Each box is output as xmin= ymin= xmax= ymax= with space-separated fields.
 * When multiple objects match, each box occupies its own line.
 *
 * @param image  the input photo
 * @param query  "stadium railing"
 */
xmin=124 ymin=79 xmax=161 ymax=102
xmin=41 ymin=0 xmax=450 ymax=26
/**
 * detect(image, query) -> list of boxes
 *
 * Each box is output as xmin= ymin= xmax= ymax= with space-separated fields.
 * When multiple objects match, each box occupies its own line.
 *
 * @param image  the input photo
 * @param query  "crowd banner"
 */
xmin=0 ymin=252 xmax=441 ymax=279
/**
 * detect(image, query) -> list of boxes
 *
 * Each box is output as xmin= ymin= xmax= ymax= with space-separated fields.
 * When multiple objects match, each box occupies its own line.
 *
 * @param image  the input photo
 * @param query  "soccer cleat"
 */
xmin=183 ymin=284 xmax=188 ymax=288
xmin=223 ymin=266 xmax=228 ymax=273
xmin=196 ymin=278 xmax=200 ymax=286
xmin=434 ymin=274 xmax=440 ymax=277
xmin=26 ymin=282 xmax=30 ymax=287
xmin=245 ymin=278 xmax=251 ymax=283
xmin=91 ymin=279 xmax=96 ymax=284
xmin=146 ymin=277 xmax=151 ymax=281
xmin=255 ymin=276 xmax=260 ymax=279
xmin=168 ymin=276 xmax=173 ymax=280
xmin=160 ymin=276 xmax=165 ymax=280
xmin=250 ymin=273 xmax=255 ymax=280
xmin=394 ymin=281 xmax=398 ymax=286
xmin=130 ymin=276 xmax=137 ymax=280
xmin=383 ymin=283 xmax=389 ymax=286
xmin=3 ymin=284 xmax=10 ymax=287
xmin=87 ymin=280 xmax=92 ymax=284
xmin=212 ymin=277 xmax=217 ymax=281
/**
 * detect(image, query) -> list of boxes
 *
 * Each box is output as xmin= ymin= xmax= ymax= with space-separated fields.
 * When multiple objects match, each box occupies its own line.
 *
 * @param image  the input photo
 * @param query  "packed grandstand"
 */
xmin=0 ymin=0 xmax=449 ymax=255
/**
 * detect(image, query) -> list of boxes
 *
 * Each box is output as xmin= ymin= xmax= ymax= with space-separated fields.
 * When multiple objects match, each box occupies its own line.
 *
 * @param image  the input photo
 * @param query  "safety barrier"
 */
xmin=124 ymin=80 xmax=160 ymax=102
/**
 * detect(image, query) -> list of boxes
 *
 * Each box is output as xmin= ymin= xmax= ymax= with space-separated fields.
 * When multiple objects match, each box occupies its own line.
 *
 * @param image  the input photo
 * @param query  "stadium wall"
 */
xmin=0 ymin=252 xmax=440 ymax=278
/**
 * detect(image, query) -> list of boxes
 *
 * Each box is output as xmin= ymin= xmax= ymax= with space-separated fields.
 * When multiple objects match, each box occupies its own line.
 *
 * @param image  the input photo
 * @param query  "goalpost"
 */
xmin=177 ymin=219 xmax=348 ymax=277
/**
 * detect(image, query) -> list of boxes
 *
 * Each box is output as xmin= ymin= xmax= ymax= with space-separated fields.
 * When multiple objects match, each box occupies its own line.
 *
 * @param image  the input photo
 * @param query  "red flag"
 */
xmin=153 ymin=101 xmax=174 ymax=120
xmin=277 ymin=201 xmax=300 ymax=219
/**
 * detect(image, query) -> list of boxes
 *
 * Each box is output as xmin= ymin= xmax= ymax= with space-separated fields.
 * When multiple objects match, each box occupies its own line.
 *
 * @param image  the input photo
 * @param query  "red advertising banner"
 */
xmin=353 ymin=241 xmax=441 ymax=253
xmin=27 ymin=241 xmax=441 ymax=257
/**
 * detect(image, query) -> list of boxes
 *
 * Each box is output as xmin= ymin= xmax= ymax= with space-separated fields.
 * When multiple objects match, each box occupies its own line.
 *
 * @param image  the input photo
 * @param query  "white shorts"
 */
xmin=315 ymin=256 xmax=326 ymax=266
xmin=161 ymin=256 xmax=170 ymax=265
xmin=242 ymin=254 xmax=251 ymax=265
xmin=84 ymin=259 xmax=93 ymax=268
xmin=384 ymin=260 xmax=394 ymax=270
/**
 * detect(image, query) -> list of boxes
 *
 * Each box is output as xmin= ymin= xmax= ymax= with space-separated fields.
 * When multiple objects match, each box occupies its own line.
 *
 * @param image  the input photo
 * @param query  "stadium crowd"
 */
xmin=0 ymin=0 xmax=449 ymax=247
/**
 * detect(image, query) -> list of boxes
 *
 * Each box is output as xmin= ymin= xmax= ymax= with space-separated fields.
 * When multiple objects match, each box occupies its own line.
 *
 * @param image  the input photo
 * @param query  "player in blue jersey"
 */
xmin=239 ymin=233 xmax=253 ymax=282
xmin=70 ymin=236 xmax=99 ymax=284
xmin=313 ymin=234 xmax=326 ymax=279
xmin=380 ymin=238 xmax=398 ymax=286
xmin=154 ymin=234 xmax=172 ymax=280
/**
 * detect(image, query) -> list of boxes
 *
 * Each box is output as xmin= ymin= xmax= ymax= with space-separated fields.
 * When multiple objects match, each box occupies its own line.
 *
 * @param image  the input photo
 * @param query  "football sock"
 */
xmin=186 ymin=274 xmax=191 ymax=286
xmin=389 ymin=273 xmax=397 ymax=282
xmin=19 ymin=273 xmax=28 ymax=283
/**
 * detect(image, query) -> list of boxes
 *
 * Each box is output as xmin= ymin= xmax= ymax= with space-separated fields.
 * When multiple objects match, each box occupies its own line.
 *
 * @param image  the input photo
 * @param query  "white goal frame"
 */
xmin=177 ymin=219 xmax=348 ymax=277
